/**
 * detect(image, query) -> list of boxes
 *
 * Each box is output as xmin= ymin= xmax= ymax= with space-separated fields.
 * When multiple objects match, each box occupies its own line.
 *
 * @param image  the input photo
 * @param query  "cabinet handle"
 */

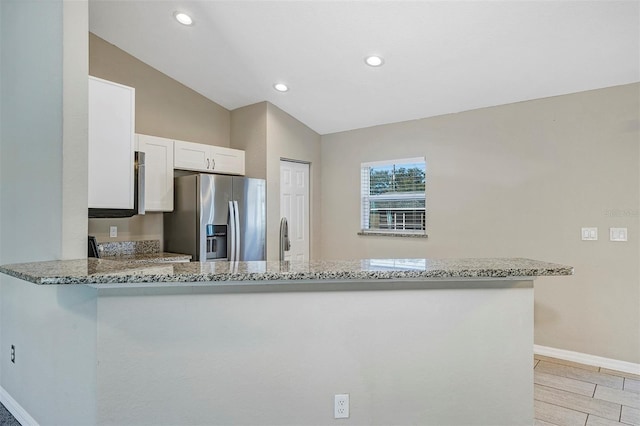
xmin=206 ymin=158 xmax=210 ymax=169
xmin=211 ymin=158 xmax=215 ymax=170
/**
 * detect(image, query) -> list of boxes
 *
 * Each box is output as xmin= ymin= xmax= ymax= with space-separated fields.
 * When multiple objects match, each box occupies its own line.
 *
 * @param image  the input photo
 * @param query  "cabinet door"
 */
xmin=137 ymin=134 xmax=174 ymax=212
xmin=210 ymin=146 xmax=245 ymax=175
xmin=88 ymin=77 xmax=135 ymax=209
xmin=174 ymin=140 xmax=211 ymax=172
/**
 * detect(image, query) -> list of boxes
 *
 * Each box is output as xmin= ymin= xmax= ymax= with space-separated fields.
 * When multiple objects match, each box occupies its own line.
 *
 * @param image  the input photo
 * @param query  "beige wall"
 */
xmin=231 ymin=102 xmax=321 ymax=261
xmin=88 ymin=33 xmax=231 ymax=245
xmin=266 ymin=104 xmax=322 ymax=261
xmin=62 ymin=1 xmax=89 ymax=259
xmin=320 ymin=84 xmax=640 ymax=364
xmin=230 ymin=102 xmax=268 ymax=179
xmin=87 ymin=214 xmax=164 ymax=246
xmin=89 ymin=33 xmax=230 ymax=146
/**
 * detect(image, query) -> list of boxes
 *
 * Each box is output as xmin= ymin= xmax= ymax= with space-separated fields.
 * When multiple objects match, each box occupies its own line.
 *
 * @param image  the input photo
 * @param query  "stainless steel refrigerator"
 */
xmin=164 ymin=174 xmax=266 ymax=261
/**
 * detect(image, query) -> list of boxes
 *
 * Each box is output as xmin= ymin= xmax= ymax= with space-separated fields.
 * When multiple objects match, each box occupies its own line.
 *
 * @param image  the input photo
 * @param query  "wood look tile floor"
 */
xmin=535 ymin=355 xmax=640 ymax=426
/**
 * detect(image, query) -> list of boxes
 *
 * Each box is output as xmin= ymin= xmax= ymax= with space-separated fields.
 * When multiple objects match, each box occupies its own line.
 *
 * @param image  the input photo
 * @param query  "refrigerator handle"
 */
xmin=228 ymin=201 xmax=236 ymax=262
xmin=233 ymin=200 xmax=240 ymax=261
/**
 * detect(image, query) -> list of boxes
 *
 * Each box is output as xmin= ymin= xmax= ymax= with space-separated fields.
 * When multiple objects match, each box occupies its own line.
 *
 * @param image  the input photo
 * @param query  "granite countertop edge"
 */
xmin=0 ymin=258 xmax=574 ymax=286
xmin=100 ymin=252 xmax=192 ymax=263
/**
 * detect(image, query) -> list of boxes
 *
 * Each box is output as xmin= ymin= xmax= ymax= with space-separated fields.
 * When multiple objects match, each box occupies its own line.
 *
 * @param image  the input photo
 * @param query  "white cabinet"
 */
xmin=210 ymin=145 xmax=245 ymax=175
xmin=136 ymin=134 xmax=174 ymax=212
xmin=88 ymin=76 xmax=135 ymax=209
xmin=173 ymin=140 xmax=210 ymax=171
xmin=174 ymin=140 xmax=245 ymax=175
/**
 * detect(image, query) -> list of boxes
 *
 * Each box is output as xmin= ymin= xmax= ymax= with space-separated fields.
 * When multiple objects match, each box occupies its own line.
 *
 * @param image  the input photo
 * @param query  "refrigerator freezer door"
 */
xmin=233 ymin=177 xmax=266 ymax=261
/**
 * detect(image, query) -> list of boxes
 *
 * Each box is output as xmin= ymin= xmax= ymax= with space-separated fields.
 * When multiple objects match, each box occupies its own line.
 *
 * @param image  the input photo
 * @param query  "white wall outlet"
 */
xmin=610 ymin=227 xmax=628 ymax=242
xmin=334 ymin=394 xmax=349 ymax=419
xmin=109 ymin=226 xmax=118 ymax=238
xmin=581 ymin=227 xmax=598 ymax=241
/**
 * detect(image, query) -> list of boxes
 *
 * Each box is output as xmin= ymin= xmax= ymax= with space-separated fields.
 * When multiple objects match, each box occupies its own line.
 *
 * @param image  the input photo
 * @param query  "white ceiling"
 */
xmin=89 ymin=1 xmax=639 ymax=135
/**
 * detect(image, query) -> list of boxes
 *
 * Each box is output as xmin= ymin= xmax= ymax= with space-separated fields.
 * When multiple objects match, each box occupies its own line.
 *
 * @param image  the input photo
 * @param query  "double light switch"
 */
xmin=610 ymin=227 xmax=628 ymax=242
xmin=581 ymin=227 xmax=598 ymax=241
xmin=581 ymin=227 xmax=628 ymax=241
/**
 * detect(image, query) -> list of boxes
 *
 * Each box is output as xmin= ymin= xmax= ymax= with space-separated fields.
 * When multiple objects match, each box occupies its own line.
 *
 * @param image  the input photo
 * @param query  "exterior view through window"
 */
xmin=360 ymin=157 xmax=426 ymax=234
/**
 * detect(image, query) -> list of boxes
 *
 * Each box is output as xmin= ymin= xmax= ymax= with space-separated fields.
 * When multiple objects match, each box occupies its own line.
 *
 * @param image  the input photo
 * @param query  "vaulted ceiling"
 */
xmin=89 ymin=1 xmax=640 ymax=135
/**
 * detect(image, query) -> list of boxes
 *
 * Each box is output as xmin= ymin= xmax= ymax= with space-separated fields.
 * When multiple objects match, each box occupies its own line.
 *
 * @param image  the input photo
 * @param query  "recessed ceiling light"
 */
xmin=174 ymin=11 xmax=193 ymax=26
xmin=273 ymin=83 xmax=289 ymax=92
xmin=365 ymin=55 xmax=384 ymax=67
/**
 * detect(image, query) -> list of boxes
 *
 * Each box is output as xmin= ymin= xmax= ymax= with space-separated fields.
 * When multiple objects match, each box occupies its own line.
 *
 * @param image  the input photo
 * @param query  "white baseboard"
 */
xmin=0 ymin=386 xmax=39 ymax=426
xmin=534 ymin=344 xmax=640 ymax=375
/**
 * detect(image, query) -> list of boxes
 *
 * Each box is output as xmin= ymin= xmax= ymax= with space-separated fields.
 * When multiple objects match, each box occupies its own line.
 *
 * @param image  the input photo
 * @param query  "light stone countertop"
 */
xmin=100 ymin=252 xmax=192 ymax=263
xmin=0 ymin=258 xmax=573 ymax=286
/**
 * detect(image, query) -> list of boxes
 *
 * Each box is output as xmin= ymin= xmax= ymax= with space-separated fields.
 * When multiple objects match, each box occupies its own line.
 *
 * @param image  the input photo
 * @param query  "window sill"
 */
xmin=357 ymin=231 xmax=429 ymax=239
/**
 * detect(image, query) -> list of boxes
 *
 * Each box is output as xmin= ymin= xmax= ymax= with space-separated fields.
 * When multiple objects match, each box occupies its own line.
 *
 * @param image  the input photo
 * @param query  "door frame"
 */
xmin=279 ymin=158 xmax=311 ymax=261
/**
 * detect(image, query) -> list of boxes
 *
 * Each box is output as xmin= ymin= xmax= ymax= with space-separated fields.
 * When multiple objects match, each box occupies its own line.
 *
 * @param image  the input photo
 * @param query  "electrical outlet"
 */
xmin=334 ymin=394 xmax=349 ymax=419
xmin=11 ymin=345 xmax=15 ymax=363
xmin=109 ymin=226 xmax=118 ymax=238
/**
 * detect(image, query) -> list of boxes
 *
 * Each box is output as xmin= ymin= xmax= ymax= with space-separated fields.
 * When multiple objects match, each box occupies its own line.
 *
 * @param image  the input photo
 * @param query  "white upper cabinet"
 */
xmin=88 ymin=76 xmax=135 ymax=209
xmin=174 ymin=140 xmax=245 ymax=175
xmin=136 ymin=134 xmax=174 ymax=212
xmin=210 ymin=145 xmax=245 ymax=176
xmin=173 ymin=140 xmax=210 ymax=171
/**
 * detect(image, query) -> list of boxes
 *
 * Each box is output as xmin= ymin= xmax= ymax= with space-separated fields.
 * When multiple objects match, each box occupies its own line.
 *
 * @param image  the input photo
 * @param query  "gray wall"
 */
xmin=0 ymin=1 xmax=96 ymax=423
xmin=95 ymin=284 xmax=533 ymax=425
xmin=320 ymin=83 xmax=640 ymax=364
xmin=1 ymin=1 xmax=64 ymax=262
xmin=0 ymin=0 xmax=3 ymax=387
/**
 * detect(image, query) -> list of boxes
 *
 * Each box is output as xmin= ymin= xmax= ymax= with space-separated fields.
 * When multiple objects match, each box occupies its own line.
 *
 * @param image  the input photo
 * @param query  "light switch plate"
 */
xmin=610 ymin=227 xmax=628 ymax=242
xmin=581 ymin=227 xmax=598 ymax=241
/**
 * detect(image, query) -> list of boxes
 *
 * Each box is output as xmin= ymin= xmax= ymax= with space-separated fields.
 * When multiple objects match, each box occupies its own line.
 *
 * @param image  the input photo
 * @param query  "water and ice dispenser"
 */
xmin=205 ymin=224 xmax=227 ymax=260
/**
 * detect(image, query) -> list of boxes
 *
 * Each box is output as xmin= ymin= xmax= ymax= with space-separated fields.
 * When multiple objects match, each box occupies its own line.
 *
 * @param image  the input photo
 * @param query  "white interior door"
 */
xmin=280 ymin=160 xmax=310 ymax=261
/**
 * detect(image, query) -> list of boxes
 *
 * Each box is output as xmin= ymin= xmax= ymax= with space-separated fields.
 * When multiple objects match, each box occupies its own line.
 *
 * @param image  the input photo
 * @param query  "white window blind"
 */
xmin=360 ymin=157 xmax=426 ymax=234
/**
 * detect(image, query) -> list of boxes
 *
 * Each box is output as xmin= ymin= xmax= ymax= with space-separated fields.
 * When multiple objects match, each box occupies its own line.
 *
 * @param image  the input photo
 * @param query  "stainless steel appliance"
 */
xmin=164 ymin=174 xmax=266 ymax=261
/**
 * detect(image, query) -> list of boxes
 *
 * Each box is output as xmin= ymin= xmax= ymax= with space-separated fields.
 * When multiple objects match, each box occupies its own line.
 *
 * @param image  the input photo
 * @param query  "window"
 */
xmin=360 ymin=157 xmax=426 ymax=235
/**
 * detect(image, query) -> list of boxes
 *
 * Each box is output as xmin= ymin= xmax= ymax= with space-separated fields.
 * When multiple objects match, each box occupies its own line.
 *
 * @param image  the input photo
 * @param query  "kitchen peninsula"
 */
xmin=0 ymin=257 xmax=572 ymax=425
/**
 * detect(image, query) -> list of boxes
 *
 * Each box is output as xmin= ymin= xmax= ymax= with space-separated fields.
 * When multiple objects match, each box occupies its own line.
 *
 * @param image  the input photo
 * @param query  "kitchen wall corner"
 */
xmin=265 ymin=103 xmax=322 ymax=261
xmin=230 ymin=102 xmax=268 ymax=179
xmin=231 ymin=102 xmax=322 ymax=261
xmin=89 ymin=32 xmax=233 ymax=246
